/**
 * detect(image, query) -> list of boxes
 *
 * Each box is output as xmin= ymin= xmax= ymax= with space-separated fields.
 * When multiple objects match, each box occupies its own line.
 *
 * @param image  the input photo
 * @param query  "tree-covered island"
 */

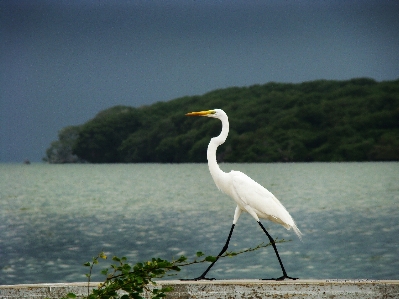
xmin=44 ymin=78 xmax=399 ymax=163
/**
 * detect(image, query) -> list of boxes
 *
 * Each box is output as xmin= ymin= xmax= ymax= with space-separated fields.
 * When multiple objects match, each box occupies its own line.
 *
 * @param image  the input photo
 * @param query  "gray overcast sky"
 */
xmin=1 ymin=0 xmax=398 ymax=162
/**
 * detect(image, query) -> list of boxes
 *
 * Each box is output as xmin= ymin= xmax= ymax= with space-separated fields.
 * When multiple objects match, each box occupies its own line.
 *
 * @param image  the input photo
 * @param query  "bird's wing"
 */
xmin=230 ymin=171 xmax=297 ymax=230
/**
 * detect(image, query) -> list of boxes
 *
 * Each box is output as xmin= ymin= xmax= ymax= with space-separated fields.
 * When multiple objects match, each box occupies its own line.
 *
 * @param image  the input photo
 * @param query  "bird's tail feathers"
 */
xmin=292 ymin=224 xmax=303 ymax=241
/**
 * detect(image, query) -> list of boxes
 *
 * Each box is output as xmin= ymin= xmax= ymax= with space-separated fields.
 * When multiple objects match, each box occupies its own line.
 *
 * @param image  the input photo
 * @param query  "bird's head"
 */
xmin=185 ymin=109 xmax=225 ymax=119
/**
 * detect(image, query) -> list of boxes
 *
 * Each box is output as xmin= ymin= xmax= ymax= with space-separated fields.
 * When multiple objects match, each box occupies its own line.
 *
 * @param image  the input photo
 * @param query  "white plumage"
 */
xmin=199 ymin=109 xmax=301 ymax=237
xmin=185 ymin=108 xmax=301 ymax=281
xmin=229 ymin=170 xmax=302 ymax=238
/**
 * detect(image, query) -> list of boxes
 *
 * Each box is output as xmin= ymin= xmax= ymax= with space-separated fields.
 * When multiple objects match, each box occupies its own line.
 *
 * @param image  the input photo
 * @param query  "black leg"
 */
xmin=181 ymin=224 xmax=235 ymax=281
xmin=258 ymin=221 xmax=297 ymax=281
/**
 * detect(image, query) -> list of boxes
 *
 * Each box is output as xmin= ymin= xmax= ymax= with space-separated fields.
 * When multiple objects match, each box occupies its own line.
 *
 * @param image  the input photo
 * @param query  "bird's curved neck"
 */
xmin=207 ymin=115 xmax=229 ymax=182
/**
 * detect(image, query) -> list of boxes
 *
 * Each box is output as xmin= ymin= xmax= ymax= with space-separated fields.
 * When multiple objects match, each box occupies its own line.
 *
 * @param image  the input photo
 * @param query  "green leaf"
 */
xmin=100 ymin=268 xmax=108 ymax=275
xmin=196 ymin=251 xmax=204 ymax=257
xmin=66 ymin=293 xmax=76 ymax=298
xmin=134 ymin=262 xmax=143 ymax=269
xmin=205 ymin=256 xmax=217 ymax=262
xmin=157 ymin=262 xmax=167 ymax=268
xmin=83 ymin=262 xmax=91 ymax=267
xmin=122 ymin=264 xmax=131 ymax=271
xmin=176 ymin=256 xmax=187 ymax=262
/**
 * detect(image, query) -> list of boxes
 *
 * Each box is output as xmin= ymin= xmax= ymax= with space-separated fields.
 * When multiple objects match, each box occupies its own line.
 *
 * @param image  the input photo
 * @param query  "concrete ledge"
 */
xmin=1 ymin=280 xmax=398 ymax=298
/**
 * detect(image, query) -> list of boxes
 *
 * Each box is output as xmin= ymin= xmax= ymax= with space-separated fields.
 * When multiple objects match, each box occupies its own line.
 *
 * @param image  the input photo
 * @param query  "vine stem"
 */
xmin=176 ymin=239 xmax=285 ymax=267
xmin=100 ymin=239 xmax=286 ymax=284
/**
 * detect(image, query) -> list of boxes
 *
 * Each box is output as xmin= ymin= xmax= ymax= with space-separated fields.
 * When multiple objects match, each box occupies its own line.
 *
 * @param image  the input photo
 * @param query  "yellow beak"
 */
xmin=185 ymin=110 xmax=215 ymax=116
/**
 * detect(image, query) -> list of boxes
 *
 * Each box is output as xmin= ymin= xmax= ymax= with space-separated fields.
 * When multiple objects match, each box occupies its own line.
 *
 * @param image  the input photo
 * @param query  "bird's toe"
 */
xmin=180 ymin=276 xmax=216 ymax=281
xmin=261 ymin=275 xmax=298 ymax=281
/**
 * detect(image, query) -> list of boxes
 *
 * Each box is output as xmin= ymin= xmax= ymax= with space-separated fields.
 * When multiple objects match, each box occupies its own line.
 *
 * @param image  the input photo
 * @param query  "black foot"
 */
xmin=180 ymin=276 xmax=216 ymax=281
xmin=262 ymin=275 xmax=298 ymax=281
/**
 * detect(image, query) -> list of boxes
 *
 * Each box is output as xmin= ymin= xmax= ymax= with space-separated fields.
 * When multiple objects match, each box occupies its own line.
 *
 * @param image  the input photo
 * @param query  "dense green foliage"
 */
xmin=46 ymin=78 xmax=399 ymax=163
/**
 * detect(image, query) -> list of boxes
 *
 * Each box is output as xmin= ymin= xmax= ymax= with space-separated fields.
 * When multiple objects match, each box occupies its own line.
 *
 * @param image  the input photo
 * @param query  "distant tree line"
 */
xmin=43 ymin=126 xmax=85 ymax=163
xmin=44 ymin=78 xmax=399 ymax=163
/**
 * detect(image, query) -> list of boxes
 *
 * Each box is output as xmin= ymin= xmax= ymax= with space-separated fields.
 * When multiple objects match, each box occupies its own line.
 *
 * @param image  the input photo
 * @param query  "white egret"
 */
xmin=185 ymin=109 xmax=302 ymax=281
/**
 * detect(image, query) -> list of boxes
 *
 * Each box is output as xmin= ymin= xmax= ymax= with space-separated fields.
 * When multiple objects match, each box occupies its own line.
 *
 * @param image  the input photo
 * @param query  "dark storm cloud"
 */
xmin=1 ymin=0 xmax=398 ymax=162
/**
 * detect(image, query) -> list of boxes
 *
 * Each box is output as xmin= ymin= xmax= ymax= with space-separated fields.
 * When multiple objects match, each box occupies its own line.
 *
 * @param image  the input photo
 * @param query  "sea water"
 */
xmin=0 ymin=162 xmax=398 ymax=284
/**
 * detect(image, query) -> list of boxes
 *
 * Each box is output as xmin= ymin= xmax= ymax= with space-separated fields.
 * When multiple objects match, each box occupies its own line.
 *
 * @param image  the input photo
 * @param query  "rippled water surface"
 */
xmin=0 ymin=162 xmax=398 ymax=284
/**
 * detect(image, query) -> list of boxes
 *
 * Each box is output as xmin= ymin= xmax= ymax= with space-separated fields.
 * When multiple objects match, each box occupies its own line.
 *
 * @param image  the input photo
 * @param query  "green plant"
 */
xmin=63 ymin=240 xmax=286 ymax=299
